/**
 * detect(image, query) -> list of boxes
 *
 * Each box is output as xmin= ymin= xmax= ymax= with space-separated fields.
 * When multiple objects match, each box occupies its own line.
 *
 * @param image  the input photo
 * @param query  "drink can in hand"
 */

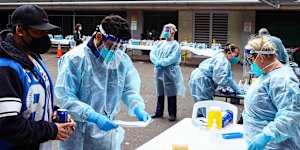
xmin=57 ymin=109 xmax=68 ymax=123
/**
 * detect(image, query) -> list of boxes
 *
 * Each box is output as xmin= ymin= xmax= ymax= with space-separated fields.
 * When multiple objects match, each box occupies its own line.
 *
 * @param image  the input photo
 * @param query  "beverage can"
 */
xmin=57 ymin=109 xmax=68 ymax=123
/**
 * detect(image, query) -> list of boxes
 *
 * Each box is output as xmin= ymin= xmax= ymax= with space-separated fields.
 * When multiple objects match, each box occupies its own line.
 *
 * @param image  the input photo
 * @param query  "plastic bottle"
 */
xmin=222 ymin=110 xmax=233 ymax=128
xmin=207 ymin=106 xmax=222 ymax=129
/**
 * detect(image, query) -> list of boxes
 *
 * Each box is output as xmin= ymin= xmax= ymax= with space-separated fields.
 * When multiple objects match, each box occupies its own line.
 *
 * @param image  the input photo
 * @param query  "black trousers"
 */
xmin=154 ymin=95 xmax=177 ymax=117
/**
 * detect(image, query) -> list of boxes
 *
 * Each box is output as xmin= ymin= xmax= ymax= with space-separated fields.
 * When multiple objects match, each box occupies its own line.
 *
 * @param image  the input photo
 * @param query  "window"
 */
xmin=193 ymin=12 xmax=228 ymax=46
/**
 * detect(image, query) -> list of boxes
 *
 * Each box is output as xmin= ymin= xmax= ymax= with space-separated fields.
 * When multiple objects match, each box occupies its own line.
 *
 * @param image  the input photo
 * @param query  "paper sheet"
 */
xmin=115 ymin=118 xmax=152 ymax=128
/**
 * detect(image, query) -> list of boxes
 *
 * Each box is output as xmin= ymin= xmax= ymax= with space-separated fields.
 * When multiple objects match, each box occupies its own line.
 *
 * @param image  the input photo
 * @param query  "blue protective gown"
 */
xmin=268 ymin=36 xmax=289 ymax=64
xmin=55 ymin=42 xmax=145 ymax=150
xmin=243 ymin=65 xmax=300 ymax=149
xmin=189 ymin=52 xmax=241 ymax=102
xmin=150 ymin=40 xmax=185 ymax=97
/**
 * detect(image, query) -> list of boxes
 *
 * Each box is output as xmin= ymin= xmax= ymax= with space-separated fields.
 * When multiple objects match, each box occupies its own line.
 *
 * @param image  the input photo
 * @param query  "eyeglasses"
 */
xmin=244 ymin=48 xmax=257 ymax=64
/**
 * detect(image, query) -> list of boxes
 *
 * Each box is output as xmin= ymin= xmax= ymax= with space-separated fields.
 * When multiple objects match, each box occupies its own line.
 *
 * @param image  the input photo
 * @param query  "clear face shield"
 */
xmin=161 ymin=26 xmax=171 ymax=39
xmin=245 ymin=48 xmax=275 ymax=64
xmin=244 ymin=47 xmax=276 ymax=77
xmin=160 ymin=24 xmax=177 ymax=39
xmin=96 ymin=24 xmax=125 ymax=69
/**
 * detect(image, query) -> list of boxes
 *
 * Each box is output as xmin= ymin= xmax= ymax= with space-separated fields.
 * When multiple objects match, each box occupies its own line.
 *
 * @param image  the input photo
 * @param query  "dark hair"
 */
xmin=224 ymin=43 xmax=238 ymax=53
xmin=75 ymin=23 xmax=81 ymax=31
xmin=101 ymin=15 xmax=131 ymax=40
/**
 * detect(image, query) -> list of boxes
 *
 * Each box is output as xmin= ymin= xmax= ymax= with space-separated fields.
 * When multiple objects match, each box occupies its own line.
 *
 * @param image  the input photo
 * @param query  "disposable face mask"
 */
xmin=98 ymin=47 xmax=116 ymax=63
xmin=250 ymin=54 xmax=264 ymax=77
xmin=23 ymin=31 xmax=51 ymax=54
xmin=230 ymin=56 xmax=239 ymax=65
xmin=251 ymin=62 xmax=264 ymax=77
xmin=162 ymin=31 xmax=170 ymax=39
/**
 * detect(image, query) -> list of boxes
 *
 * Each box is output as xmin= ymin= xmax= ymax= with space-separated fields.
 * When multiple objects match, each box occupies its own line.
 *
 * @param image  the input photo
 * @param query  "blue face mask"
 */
xmin=230 ymin=57 xmax=239 ymax=65
xmin=98 ymin=48 xmax=115 ymax=63
xmin=162 ymin=32 xmax=170 ymax=39
xmin=251 ymin=63 xmax=264 ymax=77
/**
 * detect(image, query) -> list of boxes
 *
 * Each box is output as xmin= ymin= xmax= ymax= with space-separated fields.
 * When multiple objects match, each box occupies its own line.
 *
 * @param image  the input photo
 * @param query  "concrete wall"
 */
xmin=127 ymin=10 xmax=255 ymax=47
xmin=178 ymin=10 xmax=255 ymax=47
xmin=127 ymin=11 xmax=143 ymax=39
xmin=178 ymin=10 xmax=193 ymax=42
xmin=228 ymin=10 xmax=256 ymax=48
xmin=240 ymin=11 xmax=256 ymax=48
xmin=228 ymin=11 xmax=243 ymax=48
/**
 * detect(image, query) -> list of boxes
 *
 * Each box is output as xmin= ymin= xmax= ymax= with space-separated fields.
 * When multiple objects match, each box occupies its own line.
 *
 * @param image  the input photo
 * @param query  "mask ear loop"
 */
xmin=226 ymin=44 xmax=233 ymax=57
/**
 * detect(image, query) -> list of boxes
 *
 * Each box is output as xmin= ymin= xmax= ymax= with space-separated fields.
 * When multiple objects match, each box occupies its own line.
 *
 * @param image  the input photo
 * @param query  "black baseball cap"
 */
xmin=11 ymin=4 xmax=60 ymax=31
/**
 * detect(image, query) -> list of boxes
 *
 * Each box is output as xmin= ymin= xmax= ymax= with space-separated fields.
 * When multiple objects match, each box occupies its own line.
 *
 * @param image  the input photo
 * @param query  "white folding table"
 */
xmin=136 ymin=118 xmax=247 ymax=150
xmin=181 ymin=46 xmax=220 ymax=58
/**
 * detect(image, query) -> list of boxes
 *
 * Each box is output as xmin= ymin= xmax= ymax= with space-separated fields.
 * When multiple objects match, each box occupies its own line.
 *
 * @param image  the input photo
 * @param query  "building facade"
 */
xmin=1 ymin=0 xmax=300 ymax=48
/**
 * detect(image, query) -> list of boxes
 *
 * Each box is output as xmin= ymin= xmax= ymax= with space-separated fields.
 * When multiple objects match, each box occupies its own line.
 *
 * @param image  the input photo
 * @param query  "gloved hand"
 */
xmin=155 ymin=64 xmax=163 ymax=69
xmin=248 ymin=133 xmax=272 ymax=150
xmin=153 ymin=60 xmax=162 ymax=67
xmin=134 ymin=106 xmax=150 ymax=122
xmin=87 ymin=111 xmax=118 ymax=131
xmin=237 ymin=88 xmax=245 ymax=95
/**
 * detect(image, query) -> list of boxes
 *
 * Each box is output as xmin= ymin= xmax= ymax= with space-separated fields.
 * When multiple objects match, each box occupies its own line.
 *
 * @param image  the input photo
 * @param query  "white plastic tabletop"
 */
xmin=181 ymin=46 xmax=220 ymax=57
xmin=51 ymin=39 xmax=72 ymax=45
xmin=125 ymin=45 xmax=220 ymax=58
xmin=126 ymin=44 xmax=153 ymax=51
xmin=136 ymin=118 xmax=247 ymax=150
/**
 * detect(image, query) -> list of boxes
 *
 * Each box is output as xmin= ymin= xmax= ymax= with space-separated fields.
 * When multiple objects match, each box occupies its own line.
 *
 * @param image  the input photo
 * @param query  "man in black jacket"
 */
xmin=0 ymin=4 xmax=75 ymax=150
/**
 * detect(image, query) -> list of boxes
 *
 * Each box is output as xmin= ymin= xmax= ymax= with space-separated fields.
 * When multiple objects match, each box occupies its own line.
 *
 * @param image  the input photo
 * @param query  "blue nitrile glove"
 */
xmin=134 ymin=106 xmax=150 ymax=121
xmin=87 ymin=111 xmax=118 ymax=131
xmin=155 ymin=64 xmax=163 ymax=69
xmin=248 ymin=133 xmax=272 ymax=150
xmin=237 ymin=88 xmax=245 ymax=95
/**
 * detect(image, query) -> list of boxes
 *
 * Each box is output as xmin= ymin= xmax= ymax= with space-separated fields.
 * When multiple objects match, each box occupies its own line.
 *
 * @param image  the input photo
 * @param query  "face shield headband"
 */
xmin=244 ymin=47 xmax=275 ymax=64
xmin=93 ymin=24 xmax=125 ymax=52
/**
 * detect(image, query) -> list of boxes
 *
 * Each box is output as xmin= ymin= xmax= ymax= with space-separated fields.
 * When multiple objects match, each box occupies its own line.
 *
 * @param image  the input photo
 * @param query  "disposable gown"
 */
xmin=269 ymin=36 xmax=289 ymax=64
xmin=189 ymin=52 xmax=241 ymax=102
xmin=55 ymin=43 xmax=145 ymax=150
xmin=243 ymin=65 xmax=300 ymax=149
xmin=150 ymin=40 xmax=185 ymax=96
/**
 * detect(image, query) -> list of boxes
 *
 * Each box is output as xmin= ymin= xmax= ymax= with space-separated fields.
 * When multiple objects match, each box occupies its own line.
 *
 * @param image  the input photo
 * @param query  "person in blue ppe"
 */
xmin=189 ymin=43 xmax=243 ymax=105
xmin=55 ymin=15 xmax=150 ymax=150
xmin=258 ymin=28 xmax=289 ymax=64
xmin=243 ymin=35 xmax=300 ymax=150
xmin=150 ymin=23 xmax=185 ymax=122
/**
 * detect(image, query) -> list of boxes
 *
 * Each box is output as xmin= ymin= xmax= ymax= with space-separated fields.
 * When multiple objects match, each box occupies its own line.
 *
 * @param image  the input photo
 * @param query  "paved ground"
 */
xmin=43 ymin=50 xmax=244 ymax=150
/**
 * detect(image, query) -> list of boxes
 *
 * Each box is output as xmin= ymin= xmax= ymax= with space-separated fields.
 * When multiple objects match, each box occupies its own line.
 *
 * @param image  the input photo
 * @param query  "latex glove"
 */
xmin=155 ymin=64 xmax=163 ymax=69
xmin=134 ymin=106 xmax=150 ymax=122
xmin=87 ymin=111 xmax=118 ymax=131
xmin=248 ymin=133 xmax=272 ymax=150
xmin=237 ymin=88 xmax=245 ymax=95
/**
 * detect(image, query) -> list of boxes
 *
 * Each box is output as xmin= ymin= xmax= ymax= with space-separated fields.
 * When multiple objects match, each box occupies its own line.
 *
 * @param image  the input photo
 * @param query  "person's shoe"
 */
xmin=168 ymin=115 xmax=176 ymax=122
xmin=151 ymin=114 xmax=163 ymax=118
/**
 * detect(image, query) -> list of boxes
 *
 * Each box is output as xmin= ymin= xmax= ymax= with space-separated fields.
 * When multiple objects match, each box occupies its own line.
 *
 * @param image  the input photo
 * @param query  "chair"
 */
xmin=192 ymin=100 xmax=238 ymax=125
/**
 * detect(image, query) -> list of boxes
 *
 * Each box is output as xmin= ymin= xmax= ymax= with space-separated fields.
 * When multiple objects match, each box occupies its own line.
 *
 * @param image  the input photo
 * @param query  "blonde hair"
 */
xmin=246 ymin=35 xmax=276 ymax=53
xmin=164 ymin=23 xmax=177 ymax=32
xmin=160 ymin=23 xmax=177 ymax=39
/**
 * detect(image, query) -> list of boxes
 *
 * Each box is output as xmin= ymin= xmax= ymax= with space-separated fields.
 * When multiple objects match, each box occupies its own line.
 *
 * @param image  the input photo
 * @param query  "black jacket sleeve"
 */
xmin=0 ymin=115 xmax=58 ymax=146
xmin=0 ymin=67 xmax=58 ymax=146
